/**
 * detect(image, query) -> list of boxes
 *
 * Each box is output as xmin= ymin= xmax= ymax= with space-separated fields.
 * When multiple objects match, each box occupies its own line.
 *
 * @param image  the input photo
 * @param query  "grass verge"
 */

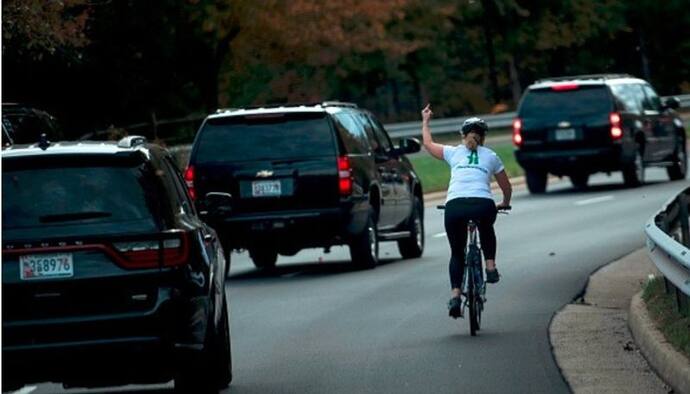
xmin=642 ymin=277 xmax=690 ymax=359
xmin=409 ymin=141 xmax=523 ymax=193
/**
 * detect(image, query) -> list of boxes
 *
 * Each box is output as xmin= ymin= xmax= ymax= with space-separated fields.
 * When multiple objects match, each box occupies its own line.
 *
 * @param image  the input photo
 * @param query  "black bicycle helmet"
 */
xmin=461 ymin=117 xmax=488 ymax=136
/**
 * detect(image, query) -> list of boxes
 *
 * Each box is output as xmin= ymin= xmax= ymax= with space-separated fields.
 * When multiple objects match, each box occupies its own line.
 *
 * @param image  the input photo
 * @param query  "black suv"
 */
xmin=186 ymin=101 xmax=424 ymax=269
xmin=513 ymin=74 xmax=686 ymax=193
xmin=2 ymin=137 xmax=232 ymax=392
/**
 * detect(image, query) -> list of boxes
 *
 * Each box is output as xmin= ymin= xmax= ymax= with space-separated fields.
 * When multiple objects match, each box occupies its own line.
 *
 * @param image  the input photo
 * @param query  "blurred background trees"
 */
xmin=3 ymin=0 xmax=689 ymax=140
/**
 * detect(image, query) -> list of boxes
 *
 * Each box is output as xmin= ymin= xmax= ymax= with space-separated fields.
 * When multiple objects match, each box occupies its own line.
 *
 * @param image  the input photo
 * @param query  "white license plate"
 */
xmin=252 ymin=180 xmax=281 ymax=197
xmin=555 ymin=128 xmax=576 ymax=141
xmin=20 ymin=253 xmax=74 ymax=280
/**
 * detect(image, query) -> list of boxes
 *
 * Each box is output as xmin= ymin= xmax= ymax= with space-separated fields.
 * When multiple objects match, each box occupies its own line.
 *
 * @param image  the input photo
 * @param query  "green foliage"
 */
xmin=643 ymin=277 xmax=690 ymax=358
xmin=2 ymin=0 xmax=690 ymax=139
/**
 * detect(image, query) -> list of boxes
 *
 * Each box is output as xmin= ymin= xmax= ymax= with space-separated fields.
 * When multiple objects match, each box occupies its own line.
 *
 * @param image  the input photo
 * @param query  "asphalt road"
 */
xmin=15 ymin=168 xmax=689 ymax=394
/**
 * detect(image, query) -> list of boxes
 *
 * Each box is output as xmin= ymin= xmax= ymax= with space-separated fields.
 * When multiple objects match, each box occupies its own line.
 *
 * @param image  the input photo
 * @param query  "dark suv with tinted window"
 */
xmin=513 ymin=74 xmax=686 ymax=193
xmin=2 ymin=137 xmax=232 ymax=393
xmin=186 ymin=101 xmax=424 ymax=269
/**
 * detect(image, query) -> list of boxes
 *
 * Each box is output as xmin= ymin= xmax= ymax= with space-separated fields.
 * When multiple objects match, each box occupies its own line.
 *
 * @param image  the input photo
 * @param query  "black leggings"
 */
xmin=444 ymin=197 xmax=497 ymax=290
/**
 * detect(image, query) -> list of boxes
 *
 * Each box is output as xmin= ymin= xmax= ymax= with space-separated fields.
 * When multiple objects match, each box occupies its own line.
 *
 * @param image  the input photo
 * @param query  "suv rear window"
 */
xmin=194 ymin=113 xmax=336 ymax=163
xmin=520 ymin=86 xmax=612 ymax=118
xmin=3 ymin=163 xmax=161 ymax=230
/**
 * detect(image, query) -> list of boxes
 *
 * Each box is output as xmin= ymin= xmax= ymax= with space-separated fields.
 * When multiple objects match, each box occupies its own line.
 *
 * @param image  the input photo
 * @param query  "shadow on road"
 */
xmin=228 ymin=258 xmax=401 ymax=281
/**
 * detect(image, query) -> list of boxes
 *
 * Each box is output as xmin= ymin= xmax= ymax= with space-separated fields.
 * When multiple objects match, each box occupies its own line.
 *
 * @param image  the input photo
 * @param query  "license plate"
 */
xmin=555 ymin=128 xmax=576 ymax=141
xmin=252 ymin=180 xmax=281 ymax=197
xmin=20 ymin=253 xmax=74 ymax=280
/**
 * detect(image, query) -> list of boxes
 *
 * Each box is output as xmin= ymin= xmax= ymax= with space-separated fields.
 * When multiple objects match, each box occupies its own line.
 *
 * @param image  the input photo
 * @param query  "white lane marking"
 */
xmin=13 ymin=387 xmax=37 ymax=394
xmin=574 ymin=195 xmax=615 ymax=206
xmin=433 ymin=232 xmax=447 ymax=238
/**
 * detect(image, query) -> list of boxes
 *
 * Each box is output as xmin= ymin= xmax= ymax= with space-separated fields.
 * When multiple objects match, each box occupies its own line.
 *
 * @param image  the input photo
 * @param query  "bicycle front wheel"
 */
xmin=468 ymin=267 xmax=479 ymax=336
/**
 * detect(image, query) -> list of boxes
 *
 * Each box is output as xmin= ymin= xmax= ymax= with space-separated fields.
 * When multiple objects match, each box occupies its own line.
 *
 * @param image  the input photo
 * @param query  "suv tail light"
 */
xmin=610 ymin=112 xmax=623 ymax=140
xmin=184 ymin=166 xmax=196 ymax=200
xmin=551 ymin=83 xmax=579 ymax=91
xmin=113 ymin=232 xmax=190 ymax=269
xmin=512 ymin=118 xmax=523 ymax=147
xmin=338 ymin=156 xmax=353 ymax=196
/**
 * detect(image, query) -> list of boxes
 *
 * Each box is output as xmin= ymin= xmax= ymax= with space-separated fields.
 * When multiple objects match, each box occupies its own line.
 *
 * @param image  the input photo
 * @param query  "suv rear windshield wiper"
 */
xmin=39 ymin=211 xmax=113 ymax=223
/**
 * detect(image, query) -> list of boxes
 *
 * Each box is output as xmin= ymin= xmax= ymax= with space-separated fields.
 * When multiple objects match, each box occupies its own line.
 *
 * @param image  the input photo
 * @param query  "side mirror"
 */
xmin=398 ymin=138 xmax=421 ymax=154
xmin=204 ymin=192 xmax=233 ymax=216
xmin=665 ymin=97 xmax=681 ymax=110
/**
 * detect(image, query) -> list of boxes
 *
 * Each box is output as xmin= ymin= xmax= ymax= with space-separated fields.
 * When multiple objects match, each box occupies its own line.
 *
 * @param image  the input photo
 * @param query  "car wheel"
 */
xmin=398 ymin=196 xmax=424 ymax=259
xmin=350 ymin=210 xmax=379 ymax=269
xmin=249 ymin=248 xmax=278 ymax=269
xmin=525 ymin=170 xmax=547 ymax=194
xmin=623 ymin=146 xmax=645 ymax=187
xmin=175 ymin=293 xmax=232 ymax=393
xmin=667 ymin=136 xmax=687 ymax=181
xmin=569 ymin=173 xmax=589 ymax=190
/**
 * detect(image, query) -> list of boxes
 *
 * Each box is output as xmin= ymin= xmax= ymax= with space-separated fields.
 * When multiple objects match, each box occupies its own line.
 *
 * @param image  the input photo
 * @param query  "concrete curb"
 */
xmin=629 ymin=292 xmax=690 ymax=394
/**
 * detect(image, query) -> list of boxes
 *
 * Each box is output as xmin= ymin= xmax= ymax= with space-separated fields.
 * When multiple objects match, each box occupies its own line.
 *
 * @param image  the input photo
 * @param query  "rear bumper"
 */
xmin=515 ymin=145 xmax=626 ymax=175
xmin=2 ymin=287 xmax=210 ymax=386
xmin=206 ymin=203 xmax=369 ymax=250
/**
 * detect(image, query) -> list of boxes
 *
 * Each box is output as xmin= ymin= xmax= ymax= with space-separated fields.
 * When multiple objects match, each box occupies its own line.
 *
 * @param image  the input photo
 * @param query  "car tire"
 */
xmin=249 ymin=248 xmax=278 ymax=269
xmin=667 ymin=136 xmax=687 ymax=181
xmin=350 ymin=210 xmax=379 ymax=269
xmin=569 ymin=173 xmax=589 ymax=190
xmin=398 ymin=196 xmax=424 ymax=259
xmin=623 ymin=145 xmax=645 ymax=187
xmin=525 ymin=170 xmax=547 ymax=194
xmin=174 ymin=293 xmax=232 ymax=393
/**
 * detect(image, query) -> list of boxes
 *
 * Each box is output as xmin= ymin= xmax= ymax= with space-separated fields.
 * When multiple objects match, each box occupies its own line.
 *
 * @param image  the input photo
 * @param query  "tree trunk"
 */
xmin=637 ymin=29 xmax=651 ymax=81
xmin=207 ymin=27 xmax=240 ymax=111
xmin=480 ymin=0 xmax=500 ymax=105
xmin=507 ymin=54 xmax=522 ymax=107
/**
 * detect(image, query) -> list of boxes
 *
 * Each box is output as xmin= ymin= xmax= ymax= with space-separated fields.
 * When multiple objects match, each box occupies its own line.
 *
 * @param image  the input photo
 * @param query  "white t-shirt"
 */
xmin=443 ymin=145 xmax=505 ymax=202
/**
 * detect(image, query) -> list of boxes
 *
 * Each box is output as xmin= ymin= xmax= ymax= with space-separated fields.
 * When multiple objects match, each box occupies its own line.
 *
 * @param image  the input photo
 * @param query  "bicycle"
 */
xmin=437 ymin=204 xmax=511 ymax=336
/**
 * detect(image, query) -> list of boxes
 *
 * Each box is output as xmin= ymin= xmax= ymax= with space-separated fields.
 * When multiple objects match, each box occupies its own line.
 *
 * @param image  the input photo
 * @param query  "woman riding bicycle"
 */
xmin=421 ymin=104 xmax=512 ymax=319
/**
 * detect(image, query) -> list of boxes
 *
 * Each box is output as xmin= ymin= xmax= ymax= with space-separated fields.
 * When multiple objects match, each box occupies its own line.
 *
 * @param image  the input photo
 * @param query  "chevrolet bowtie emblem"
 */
xmin=256 ymin=170 xmax=274 ymax=178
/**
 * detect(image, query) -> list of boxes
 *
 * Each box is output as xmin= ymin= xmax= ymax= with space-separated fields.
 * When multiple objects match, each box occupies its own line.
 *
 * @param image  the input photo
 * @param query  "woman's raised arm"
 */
xmin=421 ymin=104 xmax=445 ymax=160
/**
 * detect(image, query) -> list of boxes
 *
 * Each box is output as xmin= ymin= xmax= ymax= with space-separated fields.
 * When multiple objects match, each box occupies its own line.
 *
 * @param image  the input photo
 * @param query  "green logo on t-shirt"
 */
xmin=467 ymin=151 xmax=479 ymax=165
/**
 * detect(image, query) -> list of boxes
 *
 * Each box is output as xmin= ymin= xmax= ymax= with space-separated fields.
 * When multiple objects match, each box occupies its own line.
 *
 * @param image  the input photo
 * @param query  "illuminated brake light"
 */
xmin=184 ymin=166 xmax=196 ymax=200
xmin=551 ymin=83 xmax=579 ymax=91
xmin=338 ymin=156 xmax=353 ymax=196
xmin=610 ymin=112 xmax=623 ymax=140
xmin=113 ymin=232 xmax=189 ymax=269
xmin=512 ymin=118 xmax=523 ymax=146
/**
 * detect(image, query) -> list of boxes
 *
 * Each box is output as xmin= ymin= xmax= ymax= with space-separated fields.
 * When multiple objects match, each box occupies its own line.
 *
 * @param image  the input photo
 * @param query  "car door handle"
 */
xmin=204 ymin=233 xmax=216 ymax=243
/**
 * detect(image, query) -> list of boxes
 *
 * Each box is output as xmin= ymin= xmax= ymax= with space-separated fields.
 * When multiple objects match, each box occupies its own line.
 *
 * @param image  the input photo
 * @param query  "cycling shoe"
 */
xmin=448 ymin=296 xmax=463 ymax=319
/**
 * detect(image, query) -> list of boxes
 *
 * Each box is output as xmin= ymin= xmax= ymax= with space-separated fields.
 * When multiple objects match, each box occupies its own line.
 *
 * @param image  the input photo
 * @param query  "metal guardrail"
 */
xmin=645 ymin=186 xmax=690 ymax=314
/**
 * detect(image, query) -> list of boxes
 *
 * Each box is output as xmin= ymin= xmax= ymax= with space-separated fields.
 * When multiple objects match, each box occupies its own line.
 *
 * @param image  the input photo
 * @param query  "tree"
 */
xmin=3 ymin=0 xmax=91 ymax=58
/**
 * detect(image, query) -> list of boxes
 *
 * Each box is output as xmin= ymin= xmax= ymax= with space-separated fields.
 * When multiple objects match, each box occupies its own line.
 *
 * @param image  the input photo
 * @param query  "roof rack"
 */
xmin=215 ymin=107 xmax=241 ymax=114
xmin=117 ymin=135 xmax=147 ymax=148
xmin=217 ymin=101 xmax=358 ymax=112
xmin=535 ymin=73 xmax=635 ymax=84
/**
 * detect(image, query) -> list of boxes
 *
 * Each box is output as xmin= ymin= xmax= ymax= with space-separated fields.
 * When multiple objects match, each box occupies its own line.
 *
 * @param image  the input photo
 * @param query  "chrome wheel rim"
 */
xmin=368 ymin=225 xmax=377 ymax=260
xmin=635 ymin=151 xmax=644 ymax=182
xmin=679 ymin=149 xmax=687 ymax=175
xmin=414 ymin=215 xmax=423 ymax=249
